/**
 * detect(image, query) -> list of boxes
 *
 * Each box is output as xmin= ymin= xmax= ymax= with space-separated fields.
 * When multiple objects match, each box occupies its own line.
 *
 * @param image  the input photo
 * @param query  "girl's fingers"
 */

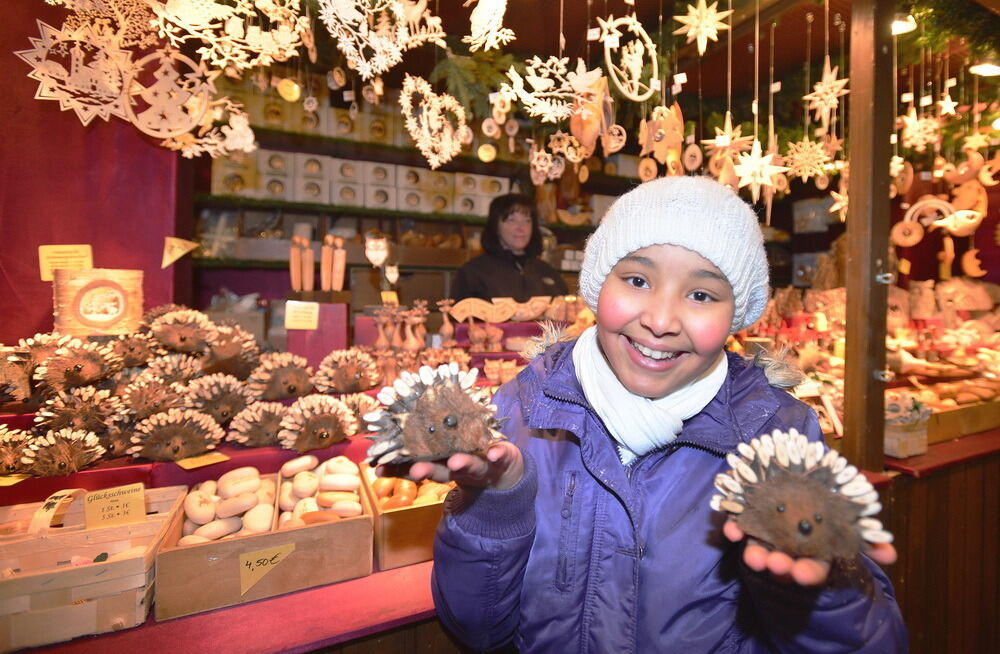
xmin=790 ymin=558 xmax=831 ymax=587
xmin=723 ymin=520 xmax=745 ymax=542
xmin=866 ymin=542 xmax=898 ymax=566
xmin=765 ymin=550 xmax=795 ymax=577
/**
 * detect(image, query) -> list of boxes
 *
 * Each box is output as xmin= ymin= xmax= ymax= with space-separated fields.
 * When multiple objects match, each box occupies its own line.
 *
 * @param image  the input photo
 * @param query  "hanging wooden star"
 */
xmin=15 ymin=20 xmax=132 ymax=126
xmin=152 ymin=0 xmax=309 ymax=72
xmin=548 ymin=130 xmax=586 ymax=163
xmin=399 ymin=74 xmax=467 ymax=169
xmin=900 ymin=107 xmax=939 ymax=152
xmin=317 ymin=0 xmax=406 ymax=80
xmin=462 ymin=0 xmax=516 ymax=52
xmin=529 ymin=144 xmax=566 ymax=185
xmin=785 ymin=137 xmax=830 ymax=183
xmin=802 ymin=55 xmax=849 ymax=135
xmin=701 ymin=111 xmax=754 ymax=163
xmin=938 ymin=93 xmax=958 ymax=116
xmin=598 ymin=14 xmax=658 ymax=102
xmin=734 ymin=139 xmax=789 ymax=203
xmin=963 ymin=131 xmax=990 ymax=152
xmin=829 ymin=188 xmax=849 ymax=222
xmin=672 ymin=0 xmax=732 ymax=56
xmin=762 ymin=127 xmax=788 ymax=224
xmin=821 ymin=133 xmax=843 ymax=158
xmin=501 ymin=57 xmax=597 ymax=124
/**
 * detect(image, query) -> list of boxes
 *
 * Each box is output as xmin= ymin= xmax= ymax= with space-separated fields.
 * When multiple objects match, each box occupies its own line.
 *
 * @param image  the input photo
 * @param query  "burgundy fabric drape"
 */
xmin=0 ymin=2 xmax=177 ymax=345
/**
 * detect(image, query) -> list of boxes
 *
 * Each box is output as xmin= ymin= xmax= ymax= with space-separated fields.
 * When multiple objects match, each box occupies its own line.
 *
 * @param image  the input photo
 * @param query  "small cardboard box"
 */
xmin=454 ymin=194 xmax=489 ymax=217
xmin=211 ymin=150 xmax=259 ymax=197
xmin=360 ymin=466 xmax=448 ymax=571
xmin=361 ymin=161 xmax=396 ymax=187
xmin=358 ymin=112 xmax=394 ymax=146
xmin=328 ymin=108 xmax=359 ymax=140
xmin=397 ymin=188 xmax=453 ymax=214
xmin=330 ymin=158 xmax=365 ymax=184
xmin=0 ymin=486 xmax=185 ymax=651
xmin=884 ymin=421 xmax=929 ymax=458
xmin=331 ymin=181 xmax=363 ymax=207
xmin=154 ymin=480 xmax=373 ymax=620
xmin=363 ymin=184 xmax=397 ymax=211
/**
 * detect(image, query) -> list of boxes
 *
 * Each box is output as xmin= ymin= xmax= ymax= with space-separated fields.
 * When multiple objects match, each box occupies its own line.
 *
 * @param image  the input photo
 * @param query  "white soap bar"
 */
xmin=281 ymin=455 xmax=319 ymax=478
xmin=216 ymin=492 xmax=259 ymax=519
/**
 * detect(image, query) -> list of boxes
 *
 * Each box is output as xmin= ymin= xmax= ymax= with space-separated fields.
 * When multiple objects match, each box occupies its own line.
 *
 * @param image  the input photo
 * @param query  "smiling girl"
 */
xmin=397 ymin=176 xmax=905 ymax=653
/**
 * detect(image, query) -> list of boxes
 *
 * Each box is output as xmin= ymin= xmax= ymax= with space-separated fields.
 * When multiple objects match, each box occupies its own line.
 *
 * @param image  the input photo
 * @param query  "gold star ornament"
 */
xmin=673 ymin=0 xmax=733 ymax=56
xmin=734 ymin=139 xmax=789 ymax=203
xmin=803 ymin=55 xmax=849 ymax=135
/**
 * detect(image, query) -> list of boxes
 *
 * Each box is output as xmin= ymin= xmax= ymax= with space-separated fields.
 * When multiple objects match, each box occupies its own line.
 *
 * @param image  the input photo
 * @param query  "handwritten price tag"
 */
xmin=38 ymin=244 xmax=93 ymax=282
xmin=84 ymin=482 xmax=146 ymax=529
xmin=239 ymin=543 xmax=296 ymax=595
xmin=285 ymin=301 xmax=320 ymax=330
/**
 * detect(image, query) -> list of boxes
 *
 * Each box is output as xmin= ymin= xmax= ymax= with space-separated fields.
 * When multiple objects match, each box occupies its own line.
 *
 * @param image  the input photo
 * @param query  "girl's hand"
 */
xmin=723 ymin=520 xmax=898 ymax=587
xmin=376 ymin=440 xmax=524 ymax=491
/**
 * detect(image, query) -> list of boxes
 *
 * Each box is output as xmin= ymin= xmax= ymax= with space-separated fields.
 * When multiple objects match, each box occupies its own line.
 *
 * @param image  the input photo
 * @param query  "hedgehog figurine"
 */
xmin=0 ymin=350 xmax=33 ymax=405
xmin=140 ymin=353 xmax=203 ymax=386
xmin=183 ymin=373 xmax=253 ymax=426
xmin=121 ymin=377 xmax=185 ymax=422
xmin=227 ymin=401 xmax=287 ymax=447
xmin=33 ymin=341 xmax=122 ymax=394
xmin=35 ymin=386 xmax=125 ymax=435
xmin=313 ymin=348 xmax=380 ymax=393
xmin=340 ymin=392 xmax=382 ymax=426
xmin=0 ymin=426 xmax=33 ymax=475
xmin=142 ymin=303 xmax=190 ymax=328
xmin=99 ymin=421 xmax=135 ymax=459
xmin=21 ymin=429 xmax=106 ymax=476
xmin=18 ymin=332 xmax=81 ymax=370
xmin=365 ymin=364 xmax=504 ymax=467
xmin=278 ymin=395 xmax=358 ymax=453
xmin=247 ymin=352 xmax=314 ymax=401
xmin=201 ymin=324 xmax=260 ymax=380
xmin=711 ymin=429 xmax=892 ymax=562
xmin=149 ymin=309 xmax=215 ymax=355
xmin=129 ymin=408 xmax=225 ymax=461
xmin=111 ymin=332 xmax=156 ymax=369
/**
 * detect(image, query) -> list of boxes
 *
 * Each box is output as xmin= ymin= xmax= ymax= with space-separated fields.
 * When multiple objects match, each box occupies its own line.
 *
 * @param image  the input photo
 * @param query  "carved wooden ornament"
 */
xmin=598 ymin=14 xmax=658 ymax=103
xmin=399 ymin=74 xmax=467 ymax=170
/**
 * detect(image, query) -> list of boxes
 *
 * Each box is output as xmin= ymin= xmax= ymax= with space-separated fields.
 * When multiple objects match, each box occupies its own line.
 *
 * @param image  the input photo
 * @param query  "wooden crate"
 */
xmin=154 ymin=477 xmax=373 ymax=620
xmin=927 ymin=401 xmax=1000 ymax=445
xmin=0 ymin=485 xmax=185 ymax=651
xmin=360 ymin=466 xmax=447 ymax=571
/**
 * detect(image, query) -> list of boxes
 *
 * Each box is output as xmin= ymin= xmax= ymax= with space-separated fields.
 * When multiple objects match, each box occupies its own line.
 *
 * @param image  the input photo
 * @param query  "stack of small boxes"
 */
xmin=559 ymin=249 xmax=585 ymax=272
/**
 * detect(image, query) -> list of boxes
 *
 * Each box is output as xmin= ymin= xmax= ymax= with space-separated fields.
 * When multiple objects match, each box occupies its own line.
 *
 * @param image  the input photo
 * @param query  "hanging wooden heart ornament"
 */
xmin=399 ymin=74 xmax=467 ymax=170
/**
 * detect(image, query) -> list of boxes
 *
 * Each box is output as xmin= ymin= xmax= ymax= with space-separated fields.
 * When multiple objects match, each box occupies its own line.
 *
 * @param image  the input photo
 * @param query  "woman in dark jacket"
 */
xmin=451 ymin=194 xmax=569 ymax=302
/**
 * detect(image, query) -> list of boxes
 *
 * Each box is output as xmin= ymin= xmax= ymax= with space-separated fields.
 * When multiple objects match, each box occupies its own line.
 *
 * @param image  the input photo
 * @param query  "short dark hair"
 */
xmin=481 ymin=193 xmax=543 ymax=257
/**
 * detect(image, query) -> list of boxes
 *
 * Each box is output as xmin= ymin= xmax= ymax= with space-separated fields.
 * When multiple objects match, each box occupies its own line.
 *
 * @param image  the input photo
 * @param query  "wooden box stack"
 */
xmin=0 ymin=485 xmax=185 ymax=651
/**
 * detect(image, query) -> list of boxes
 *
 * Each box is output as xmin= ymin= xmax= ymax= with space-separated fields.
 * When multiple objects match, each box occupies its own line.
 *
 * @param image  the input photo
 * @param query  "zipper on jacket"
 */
xmin=555 ymin=472 xmax=578 ymax=590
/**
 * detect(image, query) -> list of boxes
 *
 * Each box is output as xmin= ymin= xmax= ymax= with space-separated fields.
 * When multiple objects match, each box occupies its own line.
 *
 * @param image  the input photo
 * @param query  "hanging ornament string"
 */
xmin=752 ymin=0 xmax=759 ymax=140
xmin=658 ymin=0 xmax=665 ymax=105
xmin=837 ymin=13 xmax=846 ymax=155
xmin=892 ymin=28 xmax=899 ymax=161
xmin=559 ymin=0 xmax=565 ymax=58
xmin=768 ymin=21 xmax=775 ymax=140
xmin=824 ymin=0 xmax=830 ymax=62
xmin=726 ymin=0 xmax=733 ymax=114
xmin=804 ymin=13 xmax=812 ymax=136
xmin=586 ymin=0 xmax=591 ymax=60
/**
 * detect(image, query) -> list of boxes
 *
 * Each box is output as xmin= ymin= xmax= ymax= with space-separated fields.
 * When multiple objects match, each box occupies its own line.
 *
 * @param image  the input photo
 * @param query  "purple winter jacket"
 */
xmin=432 ymin=342 xmax=907 ymax=653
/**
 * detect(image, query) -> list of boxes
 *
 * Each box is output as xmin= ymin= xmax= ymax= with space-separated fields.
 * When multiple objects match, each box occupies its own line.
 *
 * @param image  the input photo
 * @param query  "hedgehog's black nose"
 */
xmin=172 ymin=445 xmax=180 ymax=454
xmin=798 ymin=519 xmax=813 ymax=535
xmin=287 ymin=385 xmax=297 ymax=393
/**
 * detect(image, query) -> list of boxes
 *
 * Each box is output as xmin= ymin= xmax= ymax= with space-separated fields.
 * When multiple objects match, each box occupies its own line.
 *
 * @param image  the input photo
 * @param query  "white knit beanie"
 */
xmin=579 ymin=176 xmax=770 ymax=333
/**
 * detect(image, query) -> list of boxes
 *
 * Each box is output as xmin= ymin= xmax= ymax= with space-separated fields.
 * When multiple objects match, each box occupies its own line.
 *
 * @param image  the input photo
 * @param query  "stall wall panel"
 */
xmin=0 ymin=2 xmax=177 ymax=344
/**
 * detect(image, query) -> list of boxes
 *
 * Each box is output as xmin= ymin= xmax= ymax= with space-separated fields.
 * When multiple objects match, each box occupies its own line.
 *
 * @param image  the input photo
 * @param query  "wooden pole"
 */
xmin=843 ymin=0 xmax=894 ymax=470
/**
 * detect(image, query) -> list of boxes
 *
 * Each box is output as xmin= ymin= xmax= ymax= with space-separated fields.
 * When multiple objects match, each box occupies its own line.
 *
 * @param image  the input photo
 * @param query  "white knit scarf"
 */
xmin=572 ymin=326 xmax=729 ymax=465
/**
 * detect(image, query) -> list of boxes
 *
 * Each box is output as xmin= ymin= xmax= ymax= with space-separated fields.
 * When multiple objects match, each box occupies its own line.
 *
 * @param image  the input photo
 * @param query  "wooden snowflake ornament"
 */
xmin=711 ymin=429 xmax=891 ymax=561
xmin=598 ymin=14 xmax=658 ymax=103
xmin=900 ymin=108 xmax=940 ymax=153
xmin=399 ymin=74 xmax=467 ymax=169
xmin=673 ymin=0 xmax=732 ymax=56
xmin=462 ymin=0 xmax=515 ymax=52
xmin=785 ymin=137 xmax=830 ymax=184
xmin=151 ymin=0 xmax=309 ymax=72
xmin=802 ymin=55 xmax=849 ymax=135
xmin=15 ymin=20 xmax=132 ymax=126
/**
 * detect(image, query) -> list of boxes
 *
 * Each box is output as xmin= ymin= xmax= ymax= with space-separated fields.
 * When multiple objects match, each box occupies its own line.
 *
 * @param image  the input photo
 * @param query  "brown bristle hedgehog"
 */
xmin=365 ymin=364 xmax=504 ymax=467
xmin=129 ymin=408 xmax=225 ymax=461
xmin=227 ymin=401 xmax=287 ymax=447
xmin=278 ymin=395 xmax=358 ymax=453
xmin=0 ymin=350 xmax=33 ymax=405
xmin=121 ymin=377 xmax=185 ymax=421
xmin=201 ymin=324 xmax=260 ymax=380
xmin=183 ymin=373 xmax=253 ymax=426
xmin=18 ymin=333 xmax=81 ymax=370
xmin=247 ymin=352 xmax=314 ymax=401
xmin=99 ymin=422 xmax=134 ymax=459
xmin=340 ymin=392 xmax=382 ymax=425
xmin=140 ymin=353 xmax=203 ymax=386
xmin=35 ymin=387 xmax=125 ymax=434
xmin=0 ymin=426 xmax=33 ymax=475
xmin=313 ymin=348 xmax=380 ymax=393
xmin=33 ymin=341 xmax=123 ymax=394
xmin=142 ymin=303 xmax=190 ymax=329
xmin=21 ymin=429 xmax=106 ymax=476
xmin=111 ymin=332 xmax=156 ymax=369
xmin=149 ymin=309 xmax=215 ymax=355
xmin=711 ymin=429 xmax=892 ymax=562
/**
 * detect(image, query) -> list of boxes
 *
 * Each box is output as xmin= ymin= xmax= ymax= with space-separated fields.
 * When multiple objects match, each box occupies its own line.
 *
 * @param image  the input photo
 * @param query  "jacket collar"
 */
xmin=520 ymin=341 xmax=781 ymax=456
